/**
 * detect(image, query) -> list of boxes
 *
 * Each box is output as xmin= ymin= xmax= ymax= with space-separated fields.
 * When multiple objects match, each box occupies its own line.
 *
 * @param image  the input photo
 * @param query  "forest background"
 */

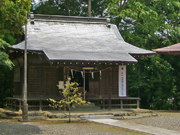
xmin=0 ymin=0 xmax=180 ymax=110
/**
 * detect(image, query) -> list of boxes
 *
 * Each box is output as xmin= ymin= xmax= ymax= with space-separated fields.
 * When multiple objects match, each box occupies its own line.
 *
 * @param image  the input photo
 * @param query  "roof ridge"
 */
xmin=44 ymin=50 xmax=127 ymax=53
xmin=29 ymin=13 xmax=108 ymax=24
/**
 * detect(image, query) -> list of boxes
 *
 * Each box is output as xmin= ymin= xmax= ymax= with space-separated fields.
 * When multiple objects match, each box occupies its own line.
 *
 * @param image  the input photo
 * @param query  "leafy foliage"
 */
xmin=128 ymin=55 xmax=175 ymax=109
xmin=48 ymin=78 xmax=90 ymax=122
xmin=108 ymin=0 xmax=180 ymax=49
xmin=0 ymin=39 xmax=14 ymax=107
xmin=108 ymin=0 xmax=180 ymax=110
xmin=0 ymin=0 xmax=32 ymax=44
xmin=0 ymin=0 xmax=31 ymax=107
xmin=0 ymin=68 xmax=14 ymax=108
xmin=0 ymin=39 xmax=14 ymax=69
xmin=33 ymin=0 xmax=108 ymax=17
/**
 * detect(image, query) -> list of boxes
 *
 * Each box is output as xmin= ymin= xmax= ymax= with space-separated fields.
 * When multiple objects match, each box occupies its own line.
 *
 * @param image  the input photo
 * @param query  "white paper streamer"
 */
xmin=71 ymin=69 xmax=74 ymax=78
xmin=92 ymin=72 xmax=94 ymax=79
xmin=100 ymin=70 xmax=102 ymax=80
xmin=81 ymin=71 xmax=84 ymax=78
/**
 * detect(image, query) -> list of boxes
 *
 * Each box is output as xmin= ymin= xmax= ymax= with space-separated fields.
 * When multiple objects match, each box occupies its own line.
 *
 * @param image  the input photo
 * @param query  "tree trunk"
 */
xmin=88 ymin=0 xmax=91 ymax=17
xmin=68 ymin=105 xmax=71 ymax=123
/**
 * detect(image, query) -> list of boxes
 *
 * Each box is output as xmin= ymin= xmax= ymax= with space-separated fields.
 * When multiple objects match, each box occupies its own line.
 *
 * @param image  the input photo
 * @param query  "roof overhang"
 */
xmin=9 ymin=14 xmax=155 ymax=63
xmin=153 ymin=43 xmax=180 ymax=56
xmin=44 ymin=50 xmax=138 ymax=63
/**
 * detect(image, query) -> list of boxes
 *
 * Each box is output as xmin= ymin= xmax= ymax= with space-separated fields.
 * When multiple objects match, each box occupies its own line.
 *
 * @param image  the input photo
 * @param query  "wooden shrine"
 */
xmin=7 ymin=13 xmax=155 ymax=111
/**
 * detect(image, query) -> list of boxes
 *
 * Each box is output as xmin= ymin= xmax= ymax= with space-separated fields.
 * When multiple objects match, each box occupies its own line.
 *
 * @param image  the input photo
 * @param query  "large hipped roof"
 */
xmin=10 ymin=14 xmax=155 ymax=63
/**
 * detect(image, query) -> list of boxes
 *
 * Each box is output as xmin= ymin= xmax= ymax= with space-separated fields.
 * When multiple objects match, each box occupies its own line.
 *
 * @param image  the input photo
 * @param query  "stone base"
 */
xmin=18 ymin=118 xmax=31 ymax=122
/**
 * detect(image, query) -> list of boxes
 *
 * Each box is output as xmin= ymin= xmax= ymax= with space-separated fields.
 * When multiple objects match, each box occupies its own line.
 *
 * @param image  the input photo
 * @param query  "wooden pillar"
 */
xmin=63 ymin=67 xmax=66 ymax=111
xmin=39 ymin=100 xmax=42 ymax=111
xmin=108 ymin=68 xmax=112 ymax=110
xmin=103 ymin=99 xmax=105 ymax=109
xmin=137 ymin=99 xmax=140 ymax=109
xmin=63 ymin=67 xmax=66 ymax=85
xmin=98 ymin=70 xmax=101 ymax=96
xmin=19 ymin=100 xmax=22 ymax=112
xmin=83 ymin=70 xmax=86 ymax=100
xmin=126 ymin=65 xmax=129 ymax=96
xmin=138 ymin=62 xmax=141 ymax=109
xmin=121 ymin=99 xmax=123 ymax=109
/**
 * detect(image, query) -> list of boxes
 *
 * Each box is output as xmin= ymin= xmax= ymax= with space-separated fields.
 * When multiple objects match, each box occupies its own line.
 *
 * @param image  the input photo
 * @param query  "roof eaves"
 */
xmin=43 ymin=50 xmax=138 ymax=63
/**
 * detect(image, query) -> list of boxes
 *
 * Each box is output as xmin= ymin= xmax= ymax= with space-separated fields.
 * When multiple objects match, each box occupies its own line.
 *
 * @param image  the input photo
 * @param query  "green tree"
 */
xmin=0 ymin=39 xmax=13 ymax=69
xmin=0 ymin=39 xmax=14 ymax=107
xmin=108 ymin=0 xmax=180 ymax=49
xmin=0 ymin=0 xmax=31 ymax=107
xmin=0 ymin=0 xmax=32 ymax=44
xmin=128 ymin=55 xmax=175 ymax=109
xmin=108 ymin=0 xmax=180 ymax=109
xmin=34 ymin=0 xmax=108 ymax=17
xmin=48 ymin=78 xmax=90 ymax=122
xmin=163 ymin=55 xmax=180 ymax=110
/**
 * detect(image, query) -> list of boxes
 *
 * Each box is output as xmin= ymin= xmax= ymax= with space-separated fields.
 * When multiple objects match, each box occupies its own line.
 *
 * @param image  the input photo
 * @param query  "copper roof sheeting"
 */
xmin=153 ymin=43 xmax=180 ymax=55
xmin=10 ymin=14 xmax=155 ymax=62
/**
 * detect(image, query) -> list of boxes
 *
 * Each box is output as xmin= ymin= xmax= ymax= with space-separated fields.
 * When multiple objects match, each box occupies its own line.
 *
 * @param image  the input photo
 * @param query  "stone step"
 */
xmin=80 ymin=115 xmax=114 ymax=120
xmin=0 ymin=112 xmax=8 ymax=118
xmin=77 ymin=103 xmax=96 ymax=108
xmin=75 ymin=106 xmax=100 ymax=110
xmin=74 ymin=103 xmax=101 ymax=111
xmin=1 ymin=111 xmax=46 ymax=117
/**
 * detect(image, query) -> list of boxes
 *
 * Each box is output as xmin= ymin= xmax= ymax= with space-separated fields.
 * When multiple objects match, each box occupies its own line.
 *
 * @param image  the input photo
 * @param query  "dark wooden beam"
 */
xmin=63 ymin=66 xmax=66 ymax=111
xmin=83 ymin=70 xmax=86 ymax=100
xmin=63 ymin=66 xmax=66 ymax=86
xmin=108 ymin=68 xmax=112 ymax=110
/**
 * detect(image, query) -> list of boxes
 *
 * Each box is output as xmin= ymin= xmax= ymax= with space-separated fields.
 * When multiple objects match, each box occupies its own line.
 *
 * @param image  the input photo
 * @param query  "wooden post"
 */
xmin=103 ymin=100 xmax=105 ymax=109
xmin=83 ymin=70 xmax=86 ymax=100
xmin=121 ymin=99 xmax=123 ymax=109
xmin=22 ymin=20 xmax=28 ymax=121
xmin=98 ymin=70 xmax=101 ymax=96
xmin=19 ymin=100 xmax=22 ymax=112
xmin=39 ymin=100 xmax=42 ymax=111
xmin=126 ymin=65 xmax=129 ymax=96
xmin=88 ymin=0 xmax=91 ymax=17
xmin=108 ymin=68 xmax=112 ymax=110
xmin=137 ymin=99 xmax=140 ymax=109
xmin=63 ymin=67 xmax=66 ymax=111
xmin=63 ymin=67 xmax=66 ymax=86
xmin=138 ymin=62 xmax=141 ymax=109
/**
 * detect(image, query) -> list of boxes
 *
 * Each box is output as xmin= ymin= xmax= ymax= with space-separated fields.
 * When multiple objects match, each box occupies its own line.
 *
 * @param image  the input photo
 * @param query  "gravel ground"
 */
xmin=1 ymin=112 xmax=180 ymax=135
xmin=124 ymin=113 xmax=180 ymax=131
xmin=0 ymin=120 xmax=148 ymax=135
xmin=0 ymin=120 xmax=42 ymax=135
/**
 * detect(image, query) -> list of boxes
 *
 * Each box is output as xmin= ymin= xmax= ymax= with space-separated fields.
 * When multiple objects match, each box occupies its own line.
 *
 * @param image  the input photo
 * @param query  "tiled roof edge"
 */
xmin=29 ymin=13 xmax=108 ymax=24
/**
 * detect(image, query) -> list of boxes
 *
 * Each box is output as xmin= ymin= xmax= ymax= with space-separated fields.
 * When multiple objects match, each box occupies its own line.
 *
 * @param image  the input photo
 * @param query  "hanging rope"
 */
xmin=81 ymin=71 xmax=84 ymax=78
xmin=71 ymin=69 xmax=74 ymax=78
xmin=61 ymin=66 xmax=112 ymax=80
xmin=64 ymin=66 xmax=111 ymax=73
